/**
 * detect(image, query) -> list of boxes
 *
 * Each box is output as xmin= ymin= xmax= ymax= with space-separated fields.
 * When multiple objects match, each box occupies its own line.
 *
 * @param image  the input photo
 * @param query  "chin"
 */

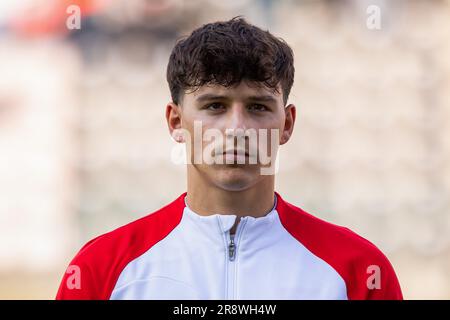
xmin=212 ymin=166 xmax=259 ymax=192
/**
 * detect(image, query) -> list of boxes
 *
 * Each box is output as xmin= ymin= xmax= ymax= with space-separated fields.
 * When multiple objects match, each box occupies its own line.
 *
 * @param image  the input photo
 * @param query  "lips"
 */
xmin=222 ymin=149 xmax=249 ymax=157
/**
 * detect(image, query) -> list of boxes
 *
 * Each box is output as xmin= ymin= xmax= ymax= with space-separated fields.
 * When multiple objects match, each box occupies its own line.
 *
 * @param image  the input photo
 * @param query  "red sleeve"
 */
xmin=56 ymin=236 xmax=105 ymax=300
xmin=342 ymin=227 xmax=403 ymax=300
xmin=56 ymin=193 xmax=186 ymax=300
xmin=276 ymin=192 xmax=403 ymax=300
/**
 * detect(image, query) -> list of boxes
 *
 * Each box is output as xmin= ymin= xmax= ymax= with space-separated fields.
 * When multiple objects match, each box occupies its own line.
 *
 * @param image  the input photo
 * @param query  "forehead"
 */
xmin=186 ymin=81 xmax=282 ymax=104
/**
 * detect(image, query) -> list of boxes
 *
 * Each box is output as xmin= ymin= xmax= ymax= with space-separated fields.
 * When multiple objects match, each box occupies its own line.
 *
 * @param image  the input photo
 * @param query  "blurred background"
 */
xmin=0 ymin=0 xmax=449 ymax=299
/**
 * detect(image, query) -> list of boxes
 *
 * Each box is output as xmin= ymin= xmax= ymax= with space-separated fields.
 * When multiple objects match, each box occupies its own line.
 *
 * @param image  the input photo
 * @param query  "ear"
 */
xmin=280 ymin=104 xmax=296 ymax=145
xmin=166 ymin=102 xmax=184 ymax=142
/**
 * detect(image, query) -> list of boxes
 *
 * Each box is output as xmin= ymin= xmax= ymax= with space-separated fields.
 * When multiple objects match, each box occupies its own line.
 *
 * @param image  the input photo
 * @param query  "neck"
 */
xmin=185 ymin=166 xmax=276 ymax=220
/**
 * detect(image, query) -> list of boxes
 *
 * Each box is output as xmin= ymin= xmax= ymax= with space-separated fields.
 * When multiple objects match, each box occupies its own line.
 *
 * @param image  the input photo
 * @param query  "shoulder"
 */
xmin=275 ymin=192 xmax=403 ymax=299
xmin=55 ymin=192 xmax=186 ymax=299
xmin=75 ymin=192 xmax=185 ymax=264
xmin=277 ymin=193 xmax=384 ymax=262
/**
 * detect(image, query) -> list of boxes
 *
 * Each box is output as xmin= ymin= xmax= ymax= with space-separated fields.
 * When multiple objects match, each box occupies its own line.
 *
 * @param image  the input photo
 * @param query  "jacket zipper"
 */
xmin=228 ymin=234 xmax=236 ymax=261
xmin=226 ymin=218 xmax=247 ymax=299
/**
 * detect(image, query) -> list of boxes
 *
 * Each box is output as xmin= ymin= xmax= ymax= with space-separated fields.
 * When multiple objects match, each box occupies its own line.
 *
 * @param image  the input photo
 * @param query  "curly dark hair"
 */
xmin=166 ymin=16 xmax=295 ymax=106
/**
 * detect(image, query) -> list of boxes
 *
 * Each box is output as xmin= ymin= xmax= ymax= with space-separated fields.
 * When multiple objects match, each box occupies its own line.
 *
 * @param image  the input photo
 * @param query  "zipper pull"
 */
xmin=228 ymin=234 xmax=236 ymax=261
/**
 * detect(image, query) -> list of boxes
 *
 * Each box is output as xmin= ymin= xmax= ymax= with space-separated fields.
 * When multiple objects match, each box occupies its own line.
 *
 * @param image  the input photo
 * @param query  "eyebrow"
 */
xmin=195 ymin=93 xmax=278 ymax=103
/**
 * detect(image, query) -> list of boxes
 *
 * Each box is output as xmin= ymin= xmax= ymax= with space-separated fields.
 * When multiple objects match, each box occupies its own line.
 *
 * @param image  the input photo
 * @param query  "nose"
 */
xmin=223 ymin=104 xmax=251 ymax=148
xmin=225 ymin=103 xmax=248 ymax=133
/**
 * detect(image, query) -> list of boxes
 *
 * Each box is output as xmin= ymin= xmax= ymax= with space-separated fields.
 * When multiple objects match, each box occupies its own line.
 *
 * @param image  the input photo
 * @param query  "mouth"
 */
xmin=222 ymin=150 xmax=249 ymax=157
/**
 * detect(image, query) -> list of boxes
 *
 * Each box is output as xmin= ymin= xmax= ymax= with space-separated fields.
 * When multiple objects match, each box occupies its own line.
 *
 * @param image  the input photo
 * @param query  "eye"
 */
xmin=204 ymin=102 xmax=225 ymax=111
xmin=248 ymin=104 xmax=268 ymax=112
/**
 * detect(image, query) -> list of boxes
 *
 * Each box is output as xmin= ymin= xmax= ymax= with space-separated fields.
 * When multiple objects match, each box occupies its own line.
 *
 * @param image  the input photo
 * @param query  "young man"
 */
xmin=56 ymin=17 xmax=403 ymax=300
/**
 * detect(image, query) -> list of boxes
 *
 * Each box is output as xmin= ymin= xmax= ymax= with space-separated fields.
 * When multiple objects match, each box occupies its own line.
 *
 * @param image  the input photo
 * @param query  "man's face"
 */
xmin=168 ymin=80 xmax=295 ymax=192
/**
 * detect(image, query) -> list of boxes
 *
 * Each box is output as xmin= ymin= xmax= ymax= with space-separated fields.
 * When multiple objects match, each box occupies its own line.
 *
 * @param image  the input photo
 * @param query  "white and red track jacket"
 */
xmin=56 ymin=192 xmax=403 ymax=300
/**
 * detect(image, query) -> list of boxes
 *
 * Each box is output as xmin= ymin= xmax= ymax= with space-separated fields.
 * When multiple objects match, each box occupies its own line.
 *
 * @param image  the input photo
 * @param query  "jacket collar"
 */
xmin=182 ymin=192 xmax=279 ymax=236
